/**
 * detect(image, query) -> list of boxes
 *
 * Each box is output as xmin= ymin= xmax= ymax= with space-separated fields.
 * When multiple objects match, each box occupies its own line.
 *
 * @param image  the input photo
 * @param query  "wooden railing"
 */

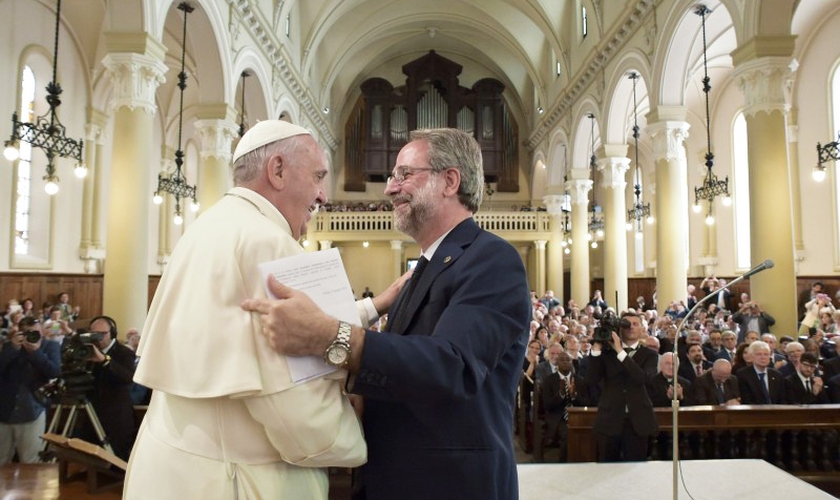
xmin=566 ymin=405 xmax=840 ymax=494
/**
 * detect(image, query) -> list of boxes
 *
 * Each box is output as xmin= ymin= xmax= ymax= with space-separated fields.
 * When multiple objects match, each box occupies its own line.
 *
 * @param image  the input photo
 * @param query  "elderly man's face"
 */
xmin=275 ymin=136 xmax=329 ymax=239
xmin=751 ymin=346 xmax=771 ymax=369
xmin=711 ymin=362 xmax=732 ymax=383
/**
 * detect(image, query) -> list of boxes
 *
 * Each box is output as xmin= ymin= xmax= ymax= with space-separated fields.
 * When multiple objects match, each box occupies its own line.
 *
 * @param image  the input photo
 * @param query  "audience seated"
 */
xmin=688 ymin=359 xmax=740 ymax=405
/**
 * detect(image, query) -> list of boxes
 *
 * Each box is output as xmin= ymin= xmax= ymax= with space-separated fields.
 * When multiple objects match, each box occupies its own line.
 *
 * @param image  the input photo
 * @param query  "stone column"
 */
xmin=79 ymin=109 xmax=108 ymax=273
xmin=533 ymin=240 xmax=547 ymax=296
xmin=598 ymin=146 xmax=630 ymax=311
xmin=733 ymin=42 xmax=798 ymax=334
xmin=567 ymin=171 xmax=592 ymax=308
xmin=101 ymin=35 xmax=168 ymax=331
xmin=787 ymin=110 xmax=805 ymax=260
xmin=195 ymin=104 xmax=238 ymax=210
xmin=390 ymin=240 xmax=403 ymax=281
xmin=647 ymin=107 xmax=690 ymax=315
xmin=543 ymin=194 xmax=566 ymax=297
xmin=319 ymin=240 xmax=333 ymax=250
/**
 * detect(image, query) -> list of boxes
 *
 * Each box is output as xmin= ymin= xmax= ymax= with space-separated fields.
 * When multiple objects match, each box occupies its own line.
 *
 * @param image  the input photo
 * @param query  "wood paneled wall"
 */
xmin=0 ymin=273 xmax=161 ymax=328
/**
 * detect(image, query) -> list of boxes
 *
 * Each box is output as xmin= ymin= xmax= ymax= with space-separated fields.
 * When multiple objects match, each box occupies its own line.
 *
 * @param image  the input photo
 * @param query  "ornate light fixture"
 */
xmin=3 ymin=0 xmax=86 ymax=195
xmin=586 ymin=113 xmax=604 ymax=248
xmin=561 ymin=146 xmax=572 ymax=254
xmin=626 ymin=72 xmax=653 ymax=236
xmin=153 ymin=2 xmax=199 ymax=225
xmin=691 ymin=4 xmax=731 ymax=225
xmin=237 ymin=70 xmax=250 ymax=138
xmin=813 ymin=131 xmax=840 ymax=182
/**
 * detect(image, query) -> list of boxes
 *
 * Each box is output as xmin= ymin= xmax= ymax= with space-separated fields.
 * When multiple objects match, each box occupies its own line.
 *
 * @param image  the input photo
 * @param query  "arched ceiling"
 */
xmin=294 ymin=0 xmax=565 ymax=123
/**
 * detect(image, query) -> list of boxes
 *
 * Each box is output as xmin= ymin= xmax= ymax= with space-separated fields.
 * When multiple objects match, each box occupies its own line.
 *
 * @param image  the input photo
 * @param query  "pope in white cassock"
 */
xmin=124 ymin=121 xmax=401 ymax=499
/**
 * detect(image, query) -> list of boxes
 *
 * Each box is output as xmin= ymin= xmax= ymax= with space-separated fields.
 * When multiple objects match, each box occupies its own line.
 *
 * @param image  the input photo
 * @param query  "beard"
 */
xmin=392 ymin=177 xmax=437 ymax=236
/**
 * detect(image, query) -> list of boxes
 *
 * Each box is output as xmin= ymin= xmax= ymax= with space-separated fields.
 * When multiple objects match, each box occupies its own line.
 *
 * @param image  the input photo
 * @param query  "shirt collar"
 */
xmin=102 ymin=338 xmax=117 ymax=354
xmin=421 ymin=226 xmax=456 ymax=261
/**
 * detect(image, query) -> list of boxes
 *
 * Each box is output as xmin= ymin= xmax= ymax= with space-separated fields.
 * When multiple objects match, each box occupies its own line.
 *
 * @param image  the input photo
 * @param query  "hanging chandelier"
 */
xmin=586 ymin=113 xmax=604 ymax=248
xmin=813 ymin=132 xmax=840 ymax=182
xmin=3 ymin=0 xmax=86 ymax=195
xmin=626 ymin=72 xmax=653 ymax=236
xmin=238 ymin=70 xmax=250 ymax=138
xmin=691 ymin=4 xmax=731 ymax=225
xmin=152 ymin=2 xmax=199 ymax=225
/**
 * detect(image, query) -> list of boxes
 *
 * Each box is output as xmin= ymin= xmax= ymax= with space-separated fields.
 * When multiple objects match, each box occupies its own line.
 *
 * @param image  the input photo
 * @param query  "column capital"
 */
xmin=194 ymin=119 xmax=238 ymax=162
xmin=566 ymin=179 xmax=593 ymax=206
xmin=319 ymin=240 xmax=333 ymax=250
xmin=646 ymin=120 xmax=690 ymax=163
xmin=534 ymin=240 xmax=547 ymax=250
xmin=542 ymin=194 xmax=567 ymax=215
xmin=597 ymin=157 xmax=630 ymax=190
xmin=734 ymin=57 xmax=793 ymax=118
xmin=102 ymin=52 xmax=168 ymax=114
xmin=390 ymin=240 xmax=404 ymax=250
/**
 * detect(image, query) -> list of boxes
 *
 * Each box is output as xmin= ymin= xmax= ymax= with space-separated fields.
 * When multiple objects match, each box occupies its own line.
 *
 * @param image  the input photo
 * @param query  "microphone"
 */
xmin=742 ymin=259 xmax=774 ymax=279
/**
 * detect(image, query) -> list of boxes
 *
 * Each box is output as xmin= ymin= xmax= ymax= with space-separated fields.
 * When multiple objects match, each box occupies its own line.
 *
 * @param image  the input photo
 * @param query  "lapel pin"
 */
xmin=444 ymin=256 xmax=452 ymax=263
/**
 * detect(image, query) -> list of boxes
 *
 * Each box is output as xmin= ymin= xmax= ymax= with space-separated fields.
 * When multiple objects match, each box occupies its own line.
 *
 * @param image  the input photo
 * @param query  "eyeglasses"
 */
xmin=386 ymin=166 xmax=435 ymax=186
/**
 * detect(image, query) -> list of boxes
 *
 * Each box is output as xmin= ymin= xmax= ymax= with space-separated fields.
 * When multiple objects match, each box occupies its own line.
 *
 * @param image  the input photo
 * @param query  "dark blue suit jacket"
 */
xmin=352 ymin=218 xmax=530 ymax=500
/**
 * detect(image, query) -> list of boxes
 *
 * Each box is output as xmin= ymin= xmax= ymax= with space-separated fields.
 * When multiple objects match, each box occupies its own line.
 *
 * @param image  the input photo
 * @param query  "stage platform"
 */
xmin=518 ymin=459 xmax=837 ymax=499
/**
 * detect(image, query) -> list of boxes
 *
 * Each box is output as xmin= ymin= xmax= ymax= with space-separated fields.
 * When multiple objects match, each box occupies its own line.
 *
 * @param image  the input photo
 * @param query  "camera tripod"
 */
xmin=40 ymin=396 xmax=113 ymax=461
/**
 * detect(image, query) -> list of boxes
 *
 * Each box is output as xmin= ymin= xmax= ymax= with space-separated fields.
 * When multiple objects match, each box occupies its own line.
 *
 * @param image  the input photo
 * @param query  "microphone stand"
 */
xmin=671 ymin=273 xmax=747 ymax=500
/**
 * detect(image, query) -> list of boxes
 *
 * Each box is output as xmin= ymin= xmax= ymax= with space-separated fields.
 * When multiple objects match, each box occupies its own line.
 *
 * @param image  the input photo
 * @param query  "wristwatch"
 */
xmin=324 ymin=321 xmax=352 ymax=367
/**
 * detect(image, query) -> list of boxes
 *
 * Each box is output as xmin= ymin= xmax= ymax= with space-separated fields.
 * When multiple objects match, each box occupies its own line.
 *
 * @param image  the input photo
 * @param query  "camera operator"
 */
xmin=79 ymin=316 xmax=136 ymax=461
xmin=586 ymin=311 xmax=658 ymax=462
xmin=0 ymin=317 xmax=60 ymax=464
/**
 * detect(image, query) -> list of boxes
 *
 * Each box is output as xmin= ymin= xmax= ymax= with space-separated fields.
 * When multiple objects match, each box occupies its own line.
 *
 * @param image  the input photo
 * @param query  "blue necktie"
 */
xmin=758 ymin=372 xmax=771 ymax=403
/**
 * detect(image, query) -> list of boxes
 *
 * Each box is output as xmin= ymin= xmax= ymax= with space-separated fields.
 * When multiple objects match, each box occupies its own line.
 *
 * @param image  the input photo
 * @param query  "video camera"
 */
xmin=36 ymin=329 xmax=103 ymax=405
xmin=593 ymin=310 xmax=631 ymax=344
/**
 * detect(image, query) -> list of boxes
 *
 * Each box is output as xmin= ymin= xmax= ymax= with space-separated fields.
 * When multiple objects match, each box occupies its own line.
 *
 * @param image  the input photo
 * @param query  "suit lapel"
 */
xmin=396 ymin=218 xmax=480 ymax=335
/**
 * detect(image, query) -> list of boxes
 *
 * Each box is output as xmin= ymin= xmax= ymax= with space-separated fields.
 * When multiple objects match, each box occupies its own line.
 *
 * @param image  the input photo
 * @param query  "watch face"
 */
xmin=328 ymin=346 xmax=349 ymax=365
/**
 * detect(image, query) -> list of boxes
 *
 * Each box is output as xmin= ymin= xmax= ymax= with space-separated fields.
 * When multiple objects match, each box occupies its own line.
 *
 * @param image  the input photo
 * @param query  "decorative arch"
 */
xmin=571 ymin=102 xmax=601 ymax=170
xmin=603 ymin=50 xmax=652 ymax=145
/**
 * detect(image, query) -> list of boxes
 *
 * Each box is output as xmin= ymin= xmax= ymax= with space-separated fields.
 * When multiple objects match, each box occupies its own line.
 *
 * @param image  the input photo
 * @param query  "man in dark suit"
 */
xmin=784 ymin=353 xmax=829 ymax=404
xmin=678 ymin=343 xmax=713 ymax=384
xmin=83 ymin=315 xmax=136 ymax=461
xmin=714 ymin=330 xmax=738 ymax=362
xmin=688 ymin=359 xmax=740 ymax=405
xmin=732 ymin=301 xmax=775 ymax=341
xmin=243 ymin=128 xmax=530 ymax=500
xmin=535 ymin=342 xmax=563 ymax=384
xmin=586 ymin=311 xmax=658 ymax=462
xmin=735 ymin=340 xmax=785 ymax=404
xmin=541 ymin=351 xmax=588 ymax=461
xmin=647 ymin=352 xmax=690 ymax=407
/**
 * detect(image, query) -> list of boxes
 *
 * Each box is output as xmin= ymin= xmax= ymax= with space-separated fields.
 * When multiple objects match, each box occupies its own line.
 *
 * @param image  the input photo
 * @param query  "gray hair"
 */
xmin=232 ymin=134 xmax=309 ymax=185
xmin=409 ymin=128 xmax=483 ymax=212
xmin=747 ymin=340 xmax=770 ymax=356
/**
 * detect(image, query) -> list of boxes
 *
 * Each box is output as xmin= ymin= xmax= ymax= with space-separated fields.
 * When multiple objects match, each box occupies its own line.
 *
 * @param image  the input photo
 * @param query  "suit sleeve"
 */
xmin=353 ymin=237 xmax=530 ymax=403
xmin=541 ymin=376 xmax=563 ymax=411
xmin=95 ymin=345 xmax=135 ymax=387
xmin=243 ymin=373 xmax=366 ymax=467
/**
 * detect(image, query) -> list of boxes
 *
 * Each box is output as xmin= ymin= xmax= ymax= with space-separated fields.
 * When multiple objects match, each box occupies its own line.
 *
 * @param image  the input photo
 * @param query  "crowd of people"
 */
xmin=524 ymin=284 xmax=840 ymax=463
xmin=1 ymin=293 xmax=140 ymax=465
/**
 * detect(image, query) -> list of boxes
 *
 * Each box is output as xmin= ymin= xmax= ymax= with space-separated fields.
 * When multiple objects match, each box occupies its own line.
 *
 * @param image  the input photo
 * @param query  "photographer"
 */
xmin=586 ymin=311 xmax=658 ymax=462
xmin=78 ymin=316 xmax=136 ymax=461
xmin=0 ymin=317 xmax=60 ymax=464
xmin=732 ymin=300 xmax=775 ymax=342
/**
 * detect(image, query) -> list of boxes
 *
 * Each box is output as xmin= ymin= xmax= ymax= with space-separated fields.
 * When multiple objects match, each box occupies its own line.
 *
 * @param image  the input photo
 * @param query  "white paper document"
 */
xmin=258 ymin=248 xmax=359 ymax=383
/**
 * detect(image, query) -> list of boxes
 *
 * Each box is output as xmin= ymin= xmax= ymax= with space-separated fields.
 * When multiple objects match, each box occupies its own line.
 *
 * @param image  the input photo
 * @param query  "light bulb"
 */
xmin=564 ymin=247 xmax=570 ymax=255
xmin=3 ymin=144 xmax=19 ymax=161
xmin=190 ymin=200 xmax=200 ymax=212
xmin=173 ymin=214 xmax=184 ymax=226
xmin=813 ymin=166 xmax=827 ymax=182
xmin=44 ymin=180 xmax=59 ymax=195
xmin=626 ymin=222 xmax=633 ymax=232
xmin=74 ymin=163 xmax=88 ymax=179
xmin=591 ymin=241 xmax=598 ymax=249
xmin=153 ymin=193 xmax=163 ymax=205
xmin=635 ymin=231 xmax=643 ymax=240
xmin=561 ymin=240 xmax=568 ymax=247
xmin=692 ymin=203 xmax=702 ymax=214
xmin=362 ymin=241 xmax=370 ymax=248
xmin=587 ymin=233 xmax=593 ymax=241
xmin=722 ymin=195 xmax=732 ymax=207
xmin=596 ymin=229 xmax=604 ymax=238
xmin=705 ymin=214 xmax=715 ymax=226
xmin=646 ymin=215 xmax=655 ymax=225
xmin=302 ymin=240 xmax=310 ymax=247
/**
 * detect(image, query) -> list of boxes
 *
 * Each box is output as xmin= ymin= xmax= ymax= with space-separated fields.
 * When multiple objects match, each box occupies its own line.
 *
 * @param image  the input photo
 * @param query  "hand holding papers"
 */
xmin=257 ymin=248 xmax=359 ymax=383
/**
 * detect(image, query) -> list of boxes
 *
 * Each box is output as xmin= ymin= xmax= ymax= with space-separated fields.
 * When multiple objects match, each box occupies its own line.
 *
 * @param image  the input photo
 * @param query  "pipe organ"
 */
xmin=344 ymin=51 xmax=519 ymax=192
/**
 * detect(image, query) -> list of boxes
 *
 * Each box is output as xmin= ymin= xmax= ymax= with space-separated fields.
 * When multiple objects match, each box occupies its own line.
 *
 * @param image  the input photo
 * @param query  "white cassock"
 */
xmin=124 ymin=187 xmax=368 ymax=499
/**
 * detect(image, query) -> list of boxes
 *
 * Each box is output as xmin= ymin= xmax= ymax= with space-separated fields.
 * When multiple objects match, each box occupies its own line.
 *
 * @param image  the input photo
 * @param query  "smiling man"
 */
xmin=243 ymin=128 xmax=530 ymax=500
xmin=125 ymin=121 xmax=404 ymax=499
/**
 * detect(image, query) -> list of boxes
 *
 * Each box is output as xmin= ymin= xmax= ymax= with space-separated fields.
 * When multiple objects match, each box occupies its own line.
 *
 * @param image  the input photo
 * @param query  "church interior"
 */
xmin=2 ymin=0 xmax=840 ymax=498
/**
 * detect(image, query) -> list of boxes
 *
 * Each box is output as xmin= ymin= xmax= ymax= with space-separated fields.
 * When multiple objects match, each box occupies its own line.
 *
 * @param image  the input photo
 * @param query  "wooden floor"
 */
xmin=0 ymin=463 xmax=352 ymax=500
